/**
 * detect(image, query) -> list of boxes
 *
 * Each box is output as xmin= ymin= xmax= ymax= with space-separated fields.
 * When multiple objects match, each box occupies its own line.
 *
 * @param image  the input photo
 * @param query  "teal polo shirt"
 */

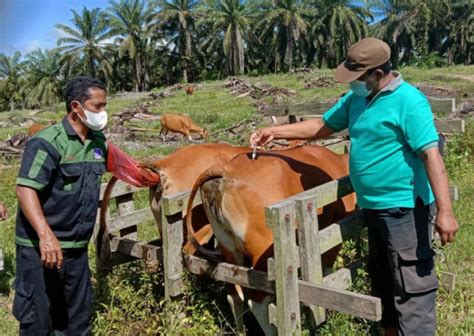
xmin=322 ymin=73 xmax=438 ymax=209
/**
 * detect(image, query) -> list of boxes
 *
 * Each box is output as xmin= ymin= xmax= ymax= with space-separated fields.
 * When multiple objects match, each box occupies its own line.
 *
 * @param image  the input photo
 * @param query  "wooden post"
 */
xmin=295 ymin=195 xmax=326 ymax=326
xmin=161 ymin=196 xmax=186 ymax=300
xmin=266 ymin=200 xmax=301 ymax=335
xmin=116 ymin=194 xmax=137 ymax=240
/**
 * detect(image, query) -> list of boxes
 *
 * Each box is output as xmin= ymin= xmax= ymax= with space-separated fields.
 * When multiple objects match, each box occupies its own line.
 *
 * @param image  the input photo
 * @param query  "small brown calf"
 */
xmin=27 ymin=123 xmax=46 ymax=136
xmin=185 ymin=85 xmax=194 ymax=95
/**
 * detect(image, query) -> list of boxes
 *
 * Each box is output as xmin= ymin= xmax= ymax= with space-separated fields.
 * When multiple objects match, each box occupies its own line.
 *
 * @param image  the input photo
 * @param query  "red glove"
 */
xmin=106 ymin=142 xmax=161 ymax=187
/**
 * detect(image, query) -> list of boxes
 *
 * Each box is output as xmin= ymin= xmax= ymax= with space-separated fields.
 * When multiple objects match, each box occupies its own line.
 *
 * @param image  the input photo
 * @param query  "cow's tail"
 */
xmin=97 ymin=176 xmax=118 ymax=264
xmin=185 ymin=166 xmax=225 ymax=262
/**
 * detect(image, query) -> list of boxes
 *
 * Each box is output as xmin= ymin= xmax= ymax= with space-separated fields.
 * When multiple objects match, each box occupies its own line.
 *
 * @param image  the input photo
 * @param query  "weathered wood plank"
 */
xmin=116 ymin=193 xmax=137 ymax=239
xmin=323 ymin=267 xmax=352 ymax=290
xmin=263 ymin=97 xmax=455 ymax=117
xmin=185 ymin=255 xmax=351 ymax=294
xmin=450 ymin=185 xmax=459 ymax=201
xmin=298 ymin=280 xmax=382 ymax=321
xmin=162 ymin=211 xmax=185 ymax=300
xmin=440 ymin=271 xmax=456 ymax=292
xmin=161 ymin=190 xmax=202 ymax=216
xmin=435 ymin=119 xmax=465 ymax=133
xmin=110 ymin=236 xmax=163 ymax=261
xmin=295 ymin=195 xmax=325 ymax=325
xmin=266 ymin=202 xmax=301 ymax=335
xmin=185 ymin=255 xmax=375 ymax=319
xmin=428 ymin=97 xmax=456 ymax=115
xmin=319 ymin=211 xmax=366 ymax=254
xmin=108 ymin=207 xmax=154 ymax=232
xmin=99 ymin=180 xmax=139 ymax=201
xmin=185 ymin=255 xmax=275 ymax=293
xmin=278 ymin=176 xmax=353 ymax=210
xmin=298 ymin=115 xmax=463 ymax=134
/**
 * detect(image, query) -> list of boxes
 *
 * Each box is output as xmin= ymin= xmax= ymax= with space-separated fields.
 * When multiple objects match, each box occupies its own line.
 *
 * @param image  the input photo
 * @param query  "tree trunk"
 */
xmin=287 ymin=37 xmax=294 ymax=72
xmin=183 ymin=30 xmax=192 ymax=83
xmin=236 ymin=27 xmax=245 ymax=75
xmin=89 ymin=52 xmax=96 ymax=78
xmin=135 ymin=56 xmax=142 ymax=92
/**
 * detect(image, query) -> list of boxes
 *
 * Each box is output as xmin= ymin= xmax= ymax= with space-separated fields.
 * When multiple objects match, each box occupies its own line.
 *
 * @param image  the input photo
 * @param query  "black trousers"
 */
xmin=13 ymin=245 xmax=92 ymax=336
xmin=365 ymin=198 xmax=438 ymax=336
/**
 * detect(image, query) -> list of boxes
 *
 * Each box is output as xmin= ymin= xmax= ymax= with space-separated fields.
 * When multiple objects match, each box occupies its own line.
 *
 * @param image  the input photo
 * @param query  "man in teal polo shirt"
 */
xmin=13 ymin=76 xmax=108 ymax=335
xmin=250 ymin=38 xmax=459 ymax=335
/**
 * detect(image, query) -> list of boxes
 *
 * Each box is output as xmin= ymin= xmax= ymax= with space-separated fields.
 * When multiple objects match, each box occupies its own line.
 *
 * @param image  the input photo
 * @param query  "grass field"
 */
xmin=0 ymin=66 xmax=473 ymax=335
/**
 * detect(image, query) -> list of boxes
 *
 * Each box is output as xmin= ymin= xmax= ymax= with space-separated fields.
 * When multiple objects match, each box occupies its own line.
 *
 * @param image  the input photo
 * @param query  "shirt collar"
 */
xmin=366 ymin=72 xmax=403 ymax=106
xmin=62 ymin=116 xmax=78 ymax=137
xmin=380 ymin=71 xmax=403 ymax=92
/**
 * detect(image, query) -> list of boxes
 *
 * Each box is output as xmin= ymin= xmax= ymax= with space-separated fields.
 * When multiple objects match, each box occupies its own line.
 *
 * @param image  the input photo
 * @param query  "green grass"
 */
xmin=0 ymin=66 xmax=473 ymax=335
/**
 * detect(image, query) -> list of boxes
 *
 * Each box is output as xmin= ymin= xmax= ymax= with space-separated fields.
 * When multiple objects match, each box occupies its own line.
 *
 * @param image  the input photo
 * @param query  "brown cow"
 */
xmin=185 ymin=85 xmax=194 ymax=96
xmin=185 ymin=145 xmax=356 ymax=335
xmin=99 ymin=144 xmax=251 ymax=258
xmin=159 ymin=114 xmax=208 ymax=143
xmin=27 ymin=121 xmax=55 ymax=136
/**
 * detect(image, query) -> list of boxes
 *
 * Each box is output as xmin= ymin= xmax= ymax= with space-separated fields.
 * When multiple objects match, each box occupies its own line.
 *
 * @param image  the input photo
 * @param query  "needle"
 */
xmin=251 ymin=122 xmax=257 ymax=160
xmin=252 ymin=146 xmax=257 ymax=160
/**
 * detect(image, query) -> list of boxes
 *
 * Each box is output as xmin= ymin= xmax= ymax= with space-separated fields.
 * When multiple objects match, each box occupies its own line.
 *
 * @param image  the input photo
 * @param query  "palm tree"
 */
xmin=108 ymin=0 xmax=154 ymax=91
xmin=200 ymin=0 xmax=259 ymax=76
xmin=24 ymin=49 xmax=62 ymax=108
xmin=0 ymin=52 xmax=24 ymax=111
xmin=259 ymin=0 xmax=312 ymax=72
xmin=441 ymin=1 xmax=474 ymax=65
xmin=55 ymin=7 xmax=114 ymax=79
xmin=371 ymin=0 xmax=417 ymax=66
xmin=154 ymin=0 xmax=198 ymax=82
xmin=311 ymin=0 xmax=371 ymax=68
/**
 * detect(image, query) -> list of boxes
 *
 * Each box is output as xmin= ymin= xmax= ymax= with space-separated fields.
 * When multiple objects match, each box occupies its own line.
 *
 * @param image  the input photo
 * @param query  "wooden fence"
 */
xmin=263 ymin=98 xmax=465 ymax=135
xmin=96 ymin=169 xmax=459 ymax=334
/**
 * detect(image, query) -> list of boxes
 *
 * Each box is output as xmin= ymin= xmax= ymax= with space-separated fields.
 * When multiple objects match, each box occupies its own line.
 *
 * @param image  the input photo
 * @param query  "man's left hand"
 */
xmin=0 ymin=203 xmax=7 ymax=221
xmin=435 ymin=209 xmax=459 ymax=245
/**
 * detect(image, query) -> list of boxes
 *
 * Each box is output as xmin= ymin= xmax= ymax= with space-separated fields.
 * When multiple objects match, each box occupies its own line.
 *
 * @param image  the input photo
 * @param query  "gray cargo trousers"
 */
xmin=365 ymin=197 xmax=438 ymax=336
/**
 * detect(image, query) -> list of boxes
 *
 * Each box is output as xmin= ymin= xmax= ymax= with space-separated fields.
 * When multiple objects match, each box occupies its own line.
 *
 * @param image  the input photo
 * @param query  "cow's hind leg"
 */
xmin=248 ymin=293 xmax=277 ymax=336
xmin=220 ymin=247 xmax=246 ymax=334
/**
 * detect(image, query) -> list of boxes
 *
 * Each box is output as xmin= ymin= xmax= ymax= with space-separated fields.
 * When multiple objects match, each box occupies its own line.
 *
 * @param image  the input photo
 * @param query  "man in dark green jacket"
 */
xmin=13 ymin=76 xmax=108 ymax=335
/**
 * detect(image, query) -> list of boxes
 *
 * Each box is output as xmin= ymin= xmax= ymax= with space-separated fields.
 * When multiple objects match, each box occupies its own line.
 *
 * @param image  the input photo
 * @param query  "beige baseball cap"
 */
xmin=335 ymin=37 xmax=391 ymax=83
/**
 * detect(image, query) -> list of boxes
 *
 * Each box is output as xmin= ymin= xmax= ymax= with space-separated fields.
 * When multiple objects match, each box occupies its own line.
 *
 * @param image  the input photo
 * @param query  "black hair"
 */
xmin=64 ymin=76 xmax=106 ymax=112
xmin=368 ymin=61 xmax=392 ymax=76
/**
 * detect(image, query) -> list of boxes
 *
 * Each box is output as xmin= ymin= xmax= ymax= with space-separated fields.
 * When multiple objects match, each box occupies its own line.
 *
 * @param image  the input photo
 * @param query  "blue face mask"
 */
xmin=349 ymin=80 xmax=372 ymax=97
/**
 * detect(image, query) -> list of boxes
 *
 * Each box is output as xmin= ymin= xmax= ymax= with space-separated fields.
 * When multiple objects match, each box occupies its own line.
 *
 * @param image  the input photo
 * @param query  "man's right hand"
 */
xmin=250 ymin=128 xmax=274 ymax=148
xmin=39 ymin=230 xmax=63 ymax=269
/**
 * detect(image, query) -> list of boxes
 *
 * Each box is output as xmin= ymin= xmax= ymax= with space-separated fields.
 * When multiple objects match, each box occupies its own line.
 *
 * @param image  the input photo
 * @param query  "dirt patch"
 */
xmin=224 ymin=78 xmax=296 ymax=101
xmin=303 ymin=75 xmax=337 ymax=89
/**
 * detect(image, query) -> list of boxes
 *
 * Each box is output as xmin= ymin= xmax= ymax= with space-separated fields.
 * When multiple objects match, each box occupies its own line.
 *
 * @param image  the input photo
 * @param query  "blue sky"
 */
xmin=0 ymin=0 xmax=110 ymax=55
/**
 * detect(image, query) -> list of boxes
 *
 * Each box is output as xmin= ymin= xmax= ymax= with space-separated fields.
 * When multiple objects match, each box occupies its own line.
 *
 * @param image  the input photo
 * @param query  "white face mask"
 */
xmin=78 ymin=105 xmax=108 ymax=131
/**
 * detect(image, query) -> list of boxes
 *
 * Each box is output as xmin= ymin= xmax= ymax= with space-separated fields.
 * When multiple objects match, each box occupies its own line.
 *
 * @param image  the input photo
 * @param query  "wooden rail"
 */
xmin=263 ymin=97 xmax=456 ymax=117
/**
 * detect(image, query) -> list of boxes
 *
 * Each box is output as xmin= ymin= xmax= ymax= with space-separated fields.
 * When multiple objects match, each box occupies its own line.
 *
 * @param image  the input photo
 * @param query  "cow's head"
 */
xmin=200 ymin=128 xmax=209 ymax=139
